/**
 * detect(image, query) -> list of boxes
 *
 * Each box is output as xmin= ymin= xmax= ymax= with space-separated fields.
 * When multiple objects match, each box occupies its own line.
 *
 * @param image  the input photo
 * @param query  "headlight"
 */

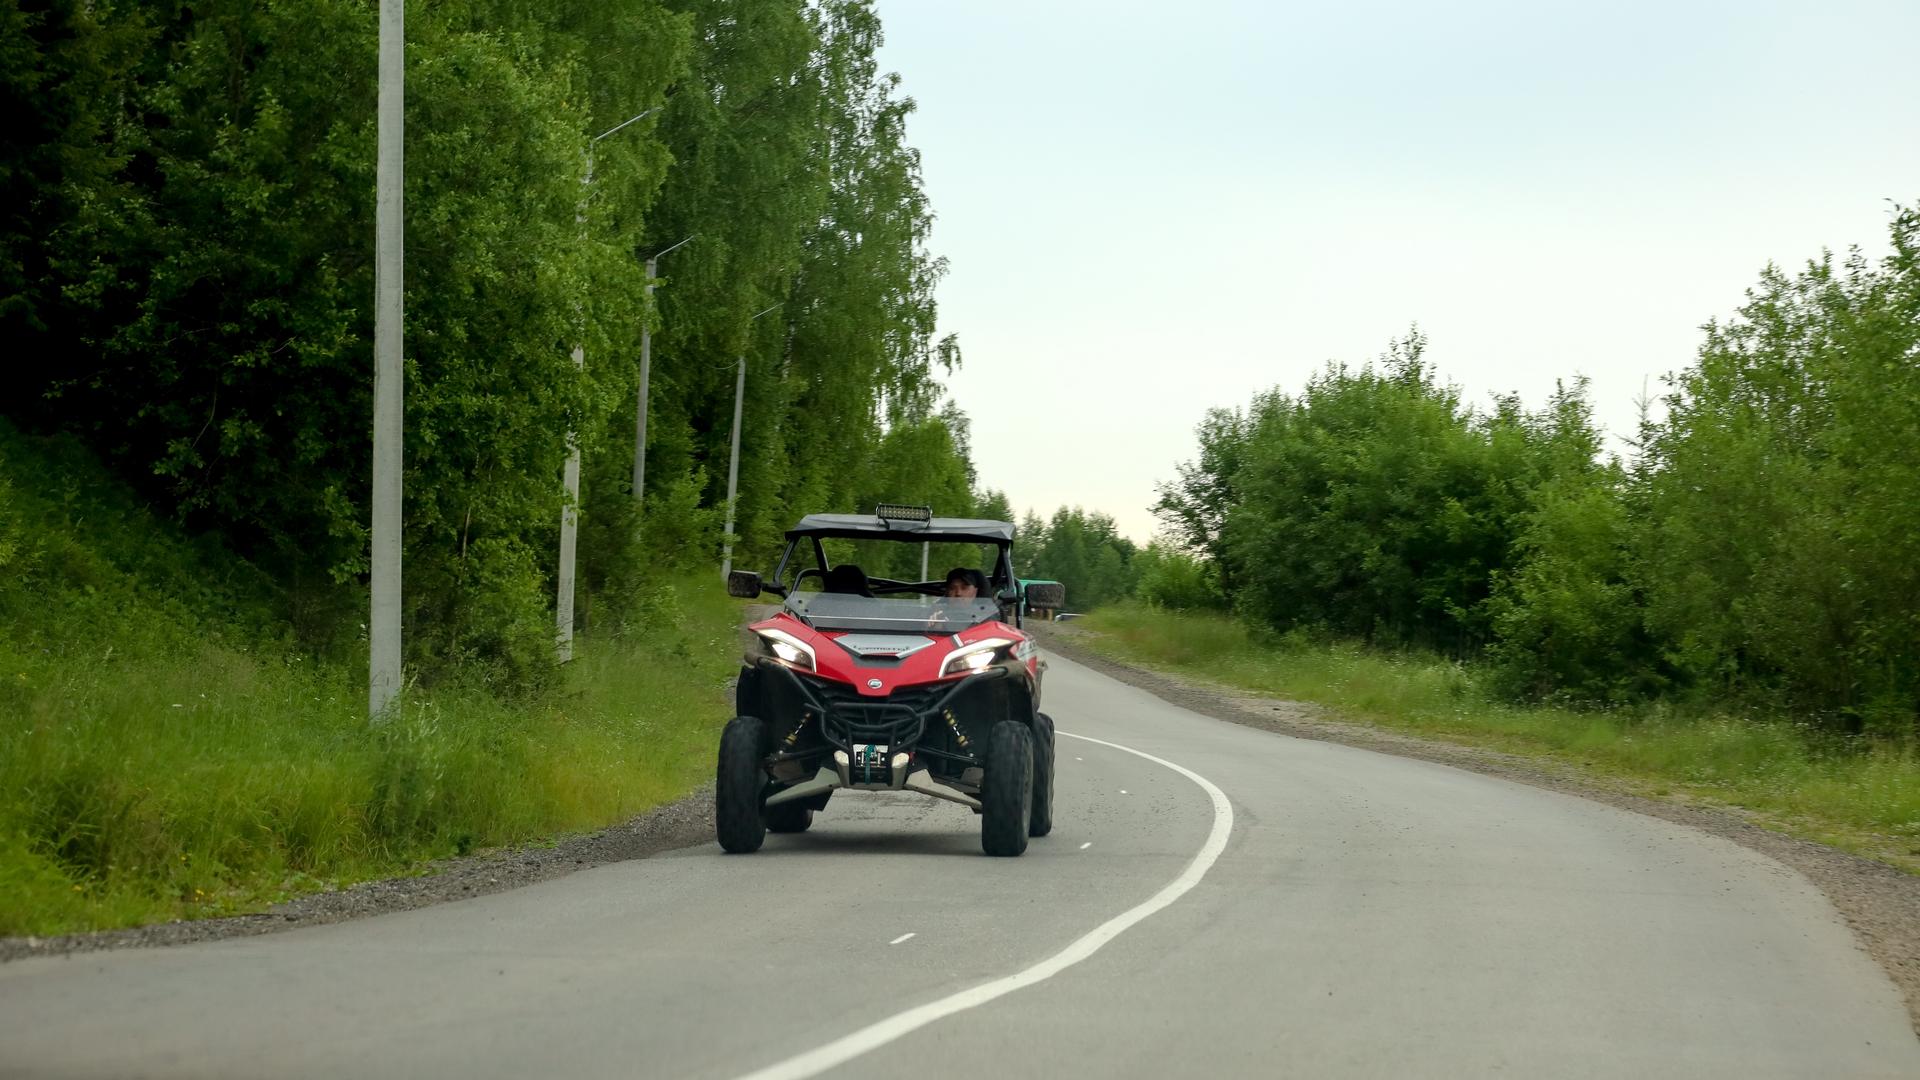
xmin=755 ymin=627 xmax=816 ymax=671
xmin=942 ymin=637 xmax=1015 ymax=677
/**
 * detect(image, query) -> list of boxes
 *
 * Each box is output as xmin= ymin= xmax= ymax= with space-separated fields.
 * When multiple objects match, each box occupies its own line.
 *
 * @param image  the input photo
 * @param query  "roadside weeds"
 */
xmin=0 ymin=785 xmax=714 ymax=964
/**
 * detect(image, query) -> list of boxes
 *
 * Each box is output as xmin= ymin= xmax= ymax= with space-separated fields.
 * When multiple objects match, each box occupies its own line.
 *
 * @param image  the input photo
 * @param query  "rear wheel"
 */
xmin=765 ymin=801 xmax=813 ymax=833
xmin=716 ymin=716 xmax=768 ymax=853
xmin=981 ymin=721 xmax=1033 ymax=856
xmin=1029 ymin=712 xmax=1056 ymax=837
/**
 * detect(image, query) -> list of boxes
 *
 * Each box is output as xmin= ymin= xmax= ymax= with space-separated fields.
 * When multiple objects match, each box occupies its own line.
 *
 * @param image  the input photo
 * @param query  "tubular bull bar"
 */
xmin=755 ymin=660 xmax=1009 ymax=808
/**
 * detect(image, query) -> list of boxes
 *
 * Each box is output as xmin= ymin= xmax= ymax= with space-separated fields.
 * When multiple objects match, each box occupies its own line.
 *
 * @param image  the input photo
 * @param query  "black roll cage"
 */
xmin=763 ymin=531 xmax=1022 ymax=624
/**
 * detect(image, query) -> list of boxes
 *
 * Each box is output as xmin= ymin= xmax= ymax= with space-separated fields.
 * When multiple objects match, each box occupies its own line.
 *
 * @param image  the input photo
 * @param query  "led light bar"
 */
xmin=874 ymin=503 xmax=932 ymax=522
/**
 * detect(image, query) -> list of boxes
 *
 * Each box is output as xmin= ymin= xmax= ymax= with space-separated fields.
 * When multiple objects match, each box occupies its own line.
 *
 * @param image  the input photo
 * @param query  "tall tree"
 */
xmin=0 ymin=0 xmax=981 ymax=687
xmin=1632 ymin=206 xmax=1920 ymax=732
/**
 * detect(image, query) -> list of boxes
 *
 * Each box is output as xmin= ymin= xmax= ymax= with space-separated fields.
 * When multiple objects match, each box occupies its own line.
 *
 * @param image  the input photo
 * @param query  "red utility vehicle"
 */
xmin=721 ymin=505 xmax=1065 ymax=856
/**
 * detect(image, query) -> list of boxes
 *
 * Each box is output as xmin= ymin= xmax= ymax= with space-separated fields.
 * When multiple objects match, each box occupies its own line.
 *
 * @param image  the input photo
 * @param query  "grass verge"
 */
xmin=1069 ymin=602 xmax=1920 ymax=873
xmin=0 ymin=422 xmax=740 ymax=936
xmin=0 ymin=589 xmax=738 ymax=936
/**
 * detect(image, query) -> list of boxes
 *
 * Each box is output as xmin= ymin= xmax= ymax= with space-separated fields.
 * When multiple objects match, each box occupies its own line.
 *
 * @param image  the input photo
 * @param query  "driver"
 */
xmin=943 ymin=567 xmax=988 ymax=599
xmin=928 ymin=567 xmax=990 ymax=627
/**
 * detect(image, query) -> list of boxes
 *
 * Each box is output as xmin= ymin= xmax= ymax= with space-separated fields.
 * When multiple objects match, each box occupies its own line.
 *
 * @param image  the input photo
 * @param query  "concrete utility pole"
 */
xmin=556 ymin=108 xmax=657 ymax=663
xmin=555 ymin=340 xmax=584 ymax=663
xmin=634 ymin=257 xmax=656 ymax=500
xmin=369 ymin=0 xmax=404 ymax=721
xmin=720 ymin=303 xmax=780 ymax=582
xmin=634 ymin=236 xmax=695 ymax=504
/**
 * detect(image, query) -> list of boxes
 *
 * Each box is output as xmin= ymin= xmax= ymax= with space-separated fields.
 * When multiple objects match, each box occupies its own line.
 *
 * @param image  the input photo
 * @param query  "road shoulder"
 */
xmin=0 ymin=786 xmax=715 ymax=964
xmin=1032 ymin=623 xmax=1920 ymax=1036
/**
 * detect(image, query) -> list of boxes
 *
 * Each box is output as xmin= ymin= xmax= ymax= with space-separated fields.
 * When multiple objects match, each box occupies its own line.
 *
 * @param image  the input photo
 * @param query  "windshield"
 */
xmin=798 ymin=539 xmax=1005 ymax=590
xmin=784 ymin=593 xmax=1002 ymax=633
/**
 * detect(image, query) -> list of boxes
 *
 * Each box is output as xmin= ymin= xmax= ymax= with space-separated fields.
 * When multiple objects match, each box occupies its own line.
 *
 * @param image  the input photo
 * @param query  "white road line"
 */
xmin=731 ymin=730 xmax=1234 ymax=1080
xmin=1120 ymin=789 xmax=1129 ymax=795
xmin=888 ymin=933 xmax=915 ymax=946
xmin=1079 ymin=842 xmax=1092 ymax=850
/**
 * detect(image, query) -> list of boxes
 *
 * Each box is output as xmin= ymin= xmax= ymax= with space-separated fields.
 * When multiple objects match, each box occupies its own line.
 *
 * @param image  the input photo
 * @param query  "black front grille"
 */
xmin=759 ymin=663 xmax=1009 ymax=768
xmin=807 ymin=679 xmax=941 ymax=748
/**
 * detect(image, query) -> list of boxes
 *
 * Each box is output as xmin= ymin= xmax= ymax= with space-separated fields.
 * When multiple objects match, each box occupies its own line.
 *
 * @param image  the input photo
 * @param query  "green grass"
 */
xmin=1070 ymin=603 xmax=1920 ymax=872
xmin=0 ymin=422 xmax=741 ymax=936
xmin=0 ymin=587 xmax=741 ymax=937
xmin=0 ymin=588 xmax=737 ymax=933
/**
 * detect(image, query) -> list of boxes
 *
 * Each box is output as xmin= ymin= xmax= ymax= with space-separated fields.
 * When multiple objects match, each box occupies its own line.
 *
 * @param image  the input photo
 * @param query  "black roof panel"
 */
xmin=786 ymin=514 xmax=1015 ymax=544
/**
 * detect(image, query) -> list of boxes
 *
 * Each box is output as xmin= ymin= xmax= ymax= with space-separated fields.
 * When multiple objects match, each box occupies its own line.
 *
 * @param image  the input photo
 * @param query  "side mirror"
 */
xmin=1025 ymin=582 xmax=1065 ymax=610
xmin=726 ymin=570 xmax=763 ymax=599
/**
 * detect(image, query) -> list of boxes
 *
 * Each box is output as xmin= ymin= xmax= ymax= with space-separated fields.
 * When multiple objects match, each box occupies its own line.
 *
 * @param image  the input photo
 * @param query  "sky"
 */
xmin=871 ymin=0 xmax=1920 ymax=542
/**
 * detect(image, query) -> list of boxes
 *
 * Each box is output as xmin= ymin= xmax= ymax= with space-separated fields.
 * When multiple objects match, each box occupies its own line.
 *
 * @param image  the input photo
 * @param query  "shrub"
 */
xmin=1133 ymin=543 xmax=1225 ymax=611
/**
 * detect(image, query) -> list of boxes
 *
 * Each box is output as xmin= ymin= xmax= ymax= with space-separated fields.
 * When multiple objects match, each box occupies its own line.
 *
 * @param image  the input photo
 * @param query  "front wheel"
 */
xmin=716 ymin=716 xmax=768 ymax=853
xmin=981 ymin=721 xmax=1034 ymax=856
xmin=1029 ymin=712 xmax=1056 ymax=837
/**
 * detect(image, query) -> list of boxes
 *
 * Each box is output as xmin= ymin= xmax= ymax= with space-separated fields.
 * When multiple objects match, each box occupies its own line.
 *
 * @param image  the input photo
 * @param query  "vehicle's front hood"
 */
xmin=749 ymin=612 xmax=1030 ymax=697
xmin=832 ymin=633 xmax=939 ymax=660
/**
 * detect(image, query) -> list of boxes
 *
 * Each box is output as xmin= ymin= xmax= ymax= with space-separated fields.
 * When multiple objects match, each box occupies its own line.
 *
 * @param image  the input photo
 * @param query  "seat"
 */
xmin=822 ymin=564 xmax=875 ymax=598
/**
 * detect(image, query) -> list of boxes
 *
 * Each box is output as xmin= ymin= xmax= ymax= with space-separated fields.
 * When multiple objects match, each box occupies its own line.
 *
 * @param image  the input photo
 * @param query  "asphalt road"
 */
xmin=4 ymin=653 xmax=1917 ymax=1079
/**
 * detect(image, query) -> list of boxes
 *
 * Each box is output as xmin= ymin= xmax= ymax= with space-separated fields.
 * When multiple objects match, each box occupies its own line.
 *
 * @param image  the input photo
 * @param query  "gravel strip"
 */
xmin=1033 ymin=623 xmax=1920 ymax=1036
xmin=0 ymin=785 xmax=715 ymax=964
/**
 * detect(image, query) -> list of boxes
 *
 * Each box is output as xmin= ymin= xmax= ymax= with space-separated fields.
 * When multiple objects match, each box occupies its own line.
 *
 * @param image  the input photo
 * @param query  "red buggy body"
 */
xmin=720 ymin=507 xmax=1064 ymax=856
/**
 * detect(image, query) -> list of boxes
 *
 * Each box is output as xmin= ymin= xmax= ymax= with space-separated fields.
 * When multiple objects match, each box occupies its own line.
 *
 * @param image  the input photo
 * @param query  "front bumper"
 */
xmin=754 ymin=659 xmax=1010 ymax=788
xmin=763 ymin=764 xmax=985 ymax=811
xmin=760 ymin=659 xmax=1005 ymax=749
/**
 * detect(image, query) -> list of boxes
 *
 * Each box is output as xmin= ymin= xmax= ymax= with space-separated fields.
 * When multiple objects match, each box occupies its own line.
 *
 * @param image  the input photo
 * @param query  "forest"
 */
xmin=2 ymin=0 xmax=995 ymax=689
